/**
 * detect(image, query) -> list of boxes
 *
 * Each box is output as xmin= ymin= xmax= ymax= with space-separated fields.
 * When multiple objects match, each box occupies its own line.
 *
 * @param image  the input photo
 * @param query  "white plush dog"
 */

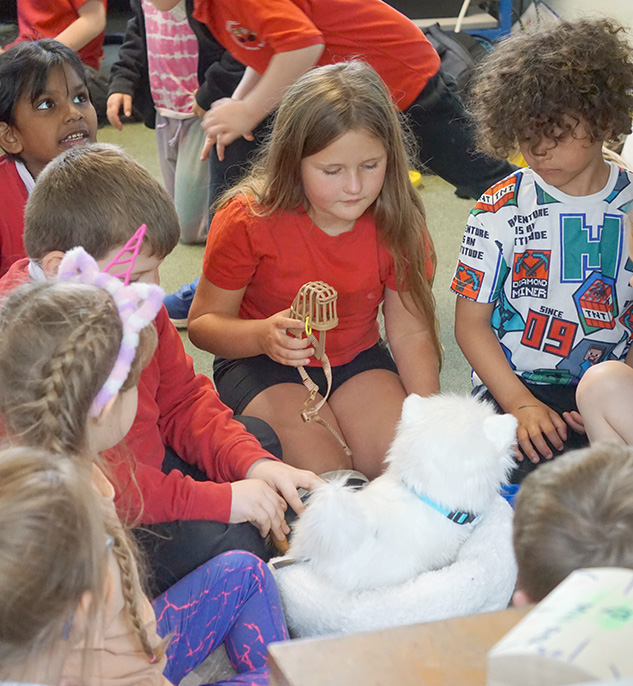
xmin=287 ymin=393 xmax=517 ymax=592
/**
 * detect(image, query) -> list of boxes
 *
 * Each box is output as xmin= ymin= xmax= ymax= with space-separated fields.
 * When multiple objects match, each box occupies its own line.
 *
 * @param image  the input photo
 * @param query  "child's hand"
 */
xmin=247 ymin=459 xmax=324 ymax=516
xmin=230 ymin=479 xmax=290 ymax=542
xmin=512 ymin=400 xmax=567 ymax=462
xmin=191 ymin=88 xmax=206 ymax=119
xmin=106 ymin=92 xmax=133 ymax=130
xmin=192 ymin=100 xmax=206 ymax=119
xmin=563 ymin=410 xmax=586 ymax=434
xmin=260 ymin=309 xmax=315 ymax=366
xmin=201 ymin=99 xmax=256 ymax=161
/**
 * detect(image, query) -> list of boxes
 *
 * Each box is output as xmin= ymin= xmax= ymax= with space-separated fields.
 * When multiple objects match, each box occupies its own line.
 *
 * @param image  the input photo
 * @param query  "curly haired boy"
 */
xmin=450 ymin=19 xmax=633 ymax=482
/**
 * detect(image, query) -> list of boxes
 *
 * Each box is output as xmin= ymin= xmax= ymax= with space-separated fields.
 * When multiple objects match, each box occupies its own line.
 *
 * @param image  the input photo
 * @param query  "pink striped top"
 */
xmin=143 ymin=0 xmax=199 ymax=116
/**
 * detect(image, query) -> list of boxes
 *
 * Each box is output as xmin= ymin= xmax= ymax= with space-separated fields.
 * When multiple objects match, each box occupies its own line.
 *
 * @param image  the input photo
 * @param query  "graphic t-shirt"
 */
xmin=450 ymin=163 xmax=633 ymax=387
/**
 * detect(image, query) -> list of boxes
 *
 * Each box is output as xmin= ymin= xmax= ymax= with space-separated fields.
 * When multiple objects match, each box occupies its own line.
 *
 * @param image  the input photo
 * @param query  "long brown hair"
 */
xmin=220 ymin=61 xmax=441 ymax=364
xmin=0 ymin=447 xmax=106 ymax=672
xmin=0 ymin=281 xmax=161 ymax=662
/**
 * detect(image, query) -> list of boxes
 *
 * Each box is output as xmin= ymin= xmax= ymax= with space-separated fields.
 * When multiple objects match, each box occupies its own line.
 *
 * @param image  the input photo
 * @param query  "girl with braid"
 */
xmin=0 ymin=247 xmax=288 ymax=685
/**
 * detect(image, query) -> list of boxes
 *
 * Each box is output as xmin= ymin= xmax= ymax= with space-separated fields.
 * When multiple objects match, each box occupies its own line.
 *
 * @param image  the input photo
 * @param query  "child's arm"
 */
xmin=571 ymin=344 xmax=633 ymax=441
xmin=576 ymin=359 xmax=633 ymax=443
xmin=194 ymin=51 xmax=244 ymax=113
xmin=231 ymin=66 xmax=263 ymax=100
xmin=201 ymin=44 xmax=324 ymax=161
xmin=151 ymin=0 xmax=181 ymax=8
xmin=188 ymin=275 xmax=315 ymax=365
xmin=106 ymin=0 xmax=148 ymax=130
xmin=124 ymin=307 xmax=321 ymax=534
xmin=383 ymin=287 xmax=440 ymax=397
xmin=455 ymin=295 xmax=568 ymax=462
xmin=53 ymin=0 xmax=106 ymax=52
xmin=110 ymin=455 xmax=293 ymax=542
xmin=231 ymin=461 xmax=324 ymax=540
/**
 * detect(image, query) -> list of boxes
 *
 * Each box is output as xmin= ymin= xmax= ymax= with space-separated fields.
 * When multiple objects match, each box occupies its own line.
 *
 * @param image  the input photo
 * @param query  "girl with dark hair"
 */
xmin=0 ymin=39 xmax=97 ymax=276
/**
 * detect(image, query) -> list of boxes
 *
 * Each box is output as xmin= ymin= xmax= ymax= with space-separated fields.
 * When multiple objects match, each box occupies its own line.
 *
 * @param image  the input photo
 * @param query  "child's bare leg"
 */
xmin=329 ymin=369 xmax=407 ymax=479
xmin=243 ymin=384 xmax=353 ymax=474
xmin=576 ymin=361 xmax=633 ymax=443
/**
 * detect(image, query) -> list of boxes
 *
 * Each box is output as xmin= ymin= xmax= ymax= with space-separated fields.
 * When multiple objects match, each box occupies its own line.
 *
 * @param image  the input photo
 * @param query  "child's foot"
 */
xmin=164 ymin=278 xmax=199 ymax=328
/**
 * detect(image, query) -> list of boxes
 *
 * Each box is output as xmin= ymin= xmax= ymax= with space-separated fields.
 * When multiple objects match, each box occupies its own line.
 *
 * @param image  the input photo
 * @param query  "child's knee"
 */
xmin=577 ymin=360 xmax=630 ymax=407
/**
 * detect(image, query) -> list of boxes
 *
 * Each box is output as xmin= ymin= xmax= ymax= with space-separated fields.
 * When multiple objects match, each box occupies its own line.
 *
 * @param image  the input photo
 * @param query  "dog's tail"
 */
xmin=288 ymin=476 xmax=372 ymax=564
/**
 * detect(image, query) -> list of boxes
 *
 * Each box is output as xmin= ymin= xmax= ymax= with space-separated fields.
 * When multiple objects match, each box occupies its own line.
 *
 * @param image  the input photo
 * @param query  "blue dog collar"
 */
xmin=412 ymin=489 xmax=478 ymax=525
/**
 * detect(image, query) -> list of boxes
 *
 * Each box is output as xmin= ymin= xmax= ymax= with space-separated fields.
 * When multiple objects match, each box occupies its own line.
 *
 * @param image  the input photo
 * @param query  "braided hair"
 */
xmin=0 ymin=281 xmax=161 ymax=662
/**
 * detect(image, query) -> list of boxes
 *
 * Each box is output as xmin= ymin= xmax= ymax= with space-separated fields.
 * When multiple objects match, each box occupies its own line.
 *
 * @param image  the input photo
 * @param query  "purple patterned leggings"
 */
xmin=153 ymin=550 xmax=288 ymax=685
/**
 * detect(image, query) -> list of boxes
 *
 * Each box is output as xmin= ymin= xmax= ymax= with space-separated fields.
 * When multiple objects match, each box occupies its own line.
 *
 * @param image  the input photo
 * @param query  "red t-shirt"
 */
xmin=0 ymin=155 xmax=29 ymax=278
xmin=12 ymin=0 xmax=106 ymax=70
xmin=0 ymin=259 xmax=277 ymax=525
xmin=193 ymin=0 xmax=440 ymax=110
xmin=203 ymin=197 xmax=433 ymax=366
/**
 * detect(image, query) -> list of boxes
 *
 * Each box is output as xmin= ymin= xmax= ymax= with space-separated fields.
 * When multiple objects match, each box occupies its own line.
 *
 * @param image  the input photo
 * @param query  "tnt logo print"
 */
xmin=573 ymin=272 xmax=618 ymax=333
xmin=472 ymin=174 xmax=519 ymax=216
xmin=511 ymin=250 xmax=551 ymax=299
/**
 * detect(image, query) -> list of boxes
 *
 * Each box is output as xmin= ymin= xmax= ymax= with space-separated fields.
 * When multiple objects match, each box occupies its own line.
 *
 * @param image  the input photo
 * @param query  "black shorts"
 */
xmin=213 ymin=342 xmax=398 ymax=415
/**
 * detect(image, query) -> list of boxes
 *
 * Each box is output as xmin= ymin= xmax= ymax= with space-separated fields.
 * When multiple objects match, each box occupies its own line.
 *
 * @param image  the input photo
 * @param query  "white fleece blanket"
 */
xmin=270 ymin=495 xmax=517 ymax=638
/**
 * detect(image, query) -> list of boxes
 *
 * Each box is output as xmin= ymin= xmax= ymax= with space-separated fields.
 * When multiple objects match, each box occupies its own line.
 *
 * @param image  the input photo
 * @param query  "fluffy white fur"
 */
xmin=288 ymin=393 xmax=517 ymax=593
xmin=271 ymin=496 xmax=517 ymax=638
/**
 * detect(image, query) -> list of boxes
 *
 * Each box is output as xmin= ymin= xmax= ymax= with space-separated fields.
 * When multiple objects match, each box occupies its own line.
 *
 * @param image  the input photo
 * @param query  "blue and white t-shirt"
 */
xmin=451 ymin=162 xmax=633 ymax=386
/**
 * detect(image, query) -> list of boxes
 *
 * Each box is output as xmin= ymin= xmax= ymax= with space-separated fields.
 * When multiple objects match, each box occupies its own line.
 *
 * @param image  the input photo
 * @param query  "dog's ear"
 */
xmin=400 ymin=393 xmax=425 ymax=424
xmin=483 ymin=413 xmax=518 ymax=451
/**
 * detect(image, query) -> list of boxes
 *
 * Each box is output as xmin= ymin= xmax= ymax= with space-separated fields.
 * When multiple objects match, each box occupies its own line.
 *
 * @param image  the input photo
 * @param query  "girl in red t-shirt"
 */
xmin=189 ymin=61 xmax=441 ymax=479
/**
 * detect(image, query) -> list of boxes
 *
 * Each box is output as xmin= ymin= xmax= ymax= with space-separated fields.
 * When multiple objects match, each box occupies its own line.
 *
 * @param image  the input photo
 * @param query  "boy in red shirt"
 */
xmin=0 ymin=141 xmax=321 ymax=595
xmin=153 ymin=0 xmax=516 ymax=321
xmin=152 ymin=0 xmax=514 ymax=203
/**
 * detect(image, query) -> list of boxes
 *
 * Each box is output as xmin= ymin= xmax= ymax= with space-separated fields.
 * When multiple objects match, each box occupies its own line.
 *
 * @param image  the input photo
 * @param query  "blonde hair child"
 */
xmin=189 ymin=60 xmax=440 ymax=479
xmin=0 ymin=254 xmax=289 ymax=685
xmin=0 ymin=447 xmax=106 ymax=686
xmin=0 ymin=273 xmax=166 ymax=682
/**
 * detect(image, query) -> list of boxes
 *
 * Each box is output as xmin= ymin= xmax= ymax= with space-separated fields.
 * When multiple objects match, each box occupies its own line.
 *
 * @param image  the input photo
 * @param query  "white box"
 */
xmin=488 ymin=568 xmax=633 ymax=685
